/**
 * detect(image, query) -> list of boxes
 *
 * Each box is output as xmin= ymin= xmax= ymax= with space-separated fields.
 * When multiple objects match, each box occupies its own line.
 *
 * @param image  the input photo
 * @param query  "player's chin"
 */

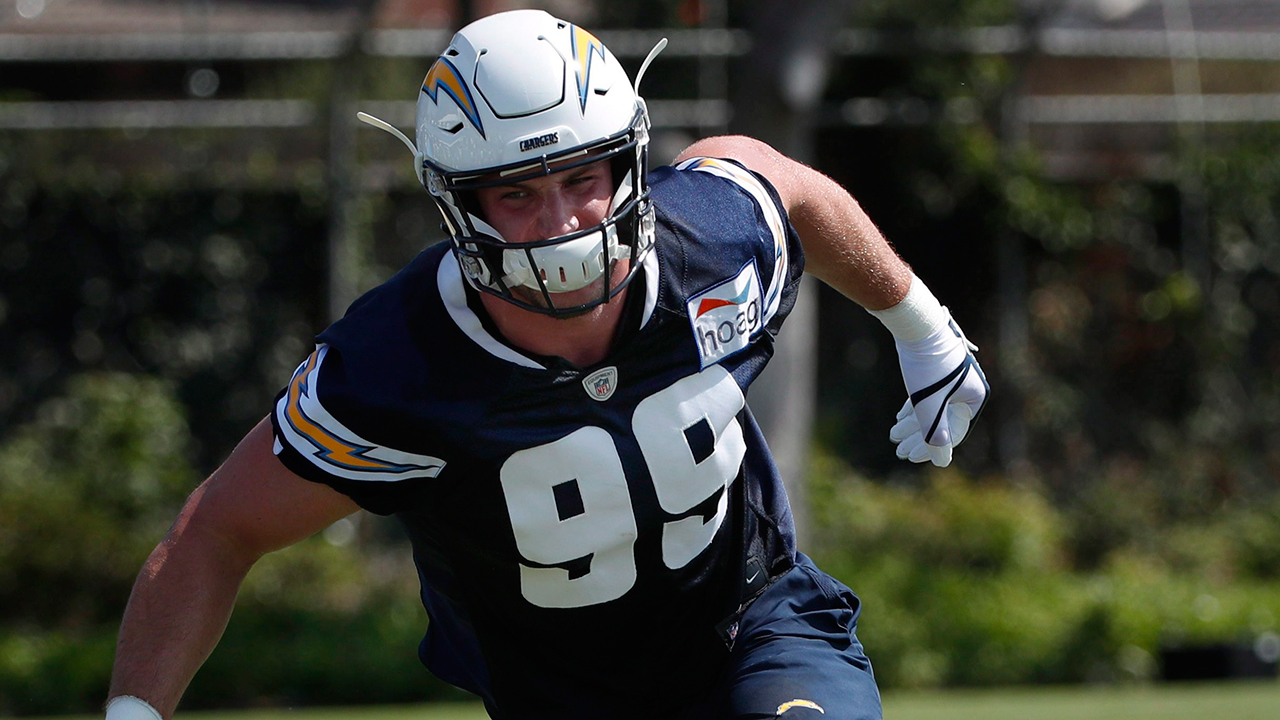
xmin=512 ymin=278 xmax=613 ymax=318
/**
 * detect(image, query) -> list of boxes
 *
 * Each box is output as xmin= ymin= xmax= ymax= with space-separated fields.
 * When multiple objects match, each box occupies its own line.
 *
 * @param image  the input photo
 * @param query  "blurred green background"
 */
xmin=2 ymin=0 xmax=1279 ymax=715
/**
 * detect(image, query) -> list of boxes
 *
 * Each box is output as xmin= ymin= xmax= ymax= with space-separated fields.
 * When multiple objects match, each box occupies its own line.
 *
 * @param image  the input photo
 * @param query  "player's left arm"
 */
xmin=675 ymin=135 xmax=989 ymax=467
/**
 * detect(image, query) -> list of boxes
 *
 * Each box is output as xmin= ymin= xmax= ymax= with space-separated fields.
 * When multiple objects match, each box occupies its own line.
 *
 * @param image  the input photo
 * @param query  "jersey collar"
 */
xmin=438 ymin=250 xmax=546 ymax=370
xmin=438 ymin=246 xmax=660 ymax=370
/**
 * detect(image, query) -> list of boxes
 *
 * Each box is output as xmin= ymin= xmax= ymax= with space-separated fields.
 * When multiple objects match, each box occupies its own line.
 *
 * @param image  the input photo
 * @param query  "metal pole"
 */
xmin=732 ymin=0 xmax=856 ymax=547
xmin=1161 ymin=0 xmax=1211 ymax=291
xmin=326 ymin=5 xmax=375 ymax=322
xmin=698 ymin=0 xmax=730 ymax=136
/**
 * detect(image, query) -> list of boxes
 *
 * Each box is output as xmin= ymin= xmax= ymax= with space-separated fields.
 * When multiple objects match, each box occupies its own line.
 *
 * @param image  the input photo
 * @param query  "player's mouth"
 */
xmin=509 ymin=281 xmax=607 ymax=318
xmin=508 ymin=260 xmax=630 ymax=318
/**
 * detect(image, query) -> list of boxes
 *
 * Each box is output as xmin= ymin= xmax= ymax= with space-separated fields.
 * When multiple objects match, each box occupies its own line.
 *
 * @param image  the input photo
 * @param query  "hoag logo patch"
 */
xmin=687 ymin=261 xmax=764 ymax=368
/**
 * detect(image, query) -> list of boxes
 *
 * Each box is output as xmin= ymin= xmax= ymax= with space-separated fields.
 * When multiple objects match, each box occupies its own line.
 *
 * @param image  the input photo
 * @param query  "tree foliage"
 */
xmin=809 ymin=455 xmax=1280 ymax=690
xmin=0 ymin=373 xmax=449 ymax=714
xmin=816 ymin=0 xmax=1280 ymax=543
xmin=0 ymin=134 xmax=331 ymax=470
xmin=0 ymin=373 xmax=194 ymax=628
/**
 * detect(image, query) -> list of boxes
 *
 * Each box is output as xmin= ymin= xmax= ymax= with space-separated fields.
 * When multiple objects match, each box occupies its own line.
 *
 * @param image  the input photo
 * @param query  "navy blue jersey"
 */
xmin=270 ymin=158 xmax=806 ymax=718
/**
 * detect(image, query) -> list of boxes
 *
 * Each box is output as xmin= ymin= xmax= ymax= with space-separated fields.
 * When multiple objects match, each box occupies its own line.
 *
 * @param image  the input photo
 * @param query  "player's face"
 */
xmin=474 ymin=158 xmax=620 ymax=310
xmin=474 ymin=157 xmax=613 ymax=245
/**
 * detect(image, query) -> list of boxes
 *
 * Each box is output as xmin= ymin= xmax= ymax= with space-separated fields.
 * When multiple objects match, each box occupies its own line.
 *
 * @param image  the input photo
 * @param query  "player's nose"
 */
xmin=535 ymin=191 xmax=581 ymax=239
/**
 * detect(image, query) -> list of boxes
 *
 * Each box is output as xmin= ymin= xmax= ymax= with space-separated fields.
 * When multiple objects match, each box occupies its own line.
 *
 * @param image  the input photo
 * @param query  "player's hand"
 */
xmin=888 ymin=312 xmax=989 ymax=467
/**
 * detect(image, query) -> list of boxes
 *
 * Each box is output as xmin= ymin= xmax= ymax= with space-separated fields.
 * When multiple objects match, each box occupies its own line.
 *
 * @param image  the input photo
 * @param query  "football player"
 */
xmin=106 ymin=10 xmax=987 ymax=720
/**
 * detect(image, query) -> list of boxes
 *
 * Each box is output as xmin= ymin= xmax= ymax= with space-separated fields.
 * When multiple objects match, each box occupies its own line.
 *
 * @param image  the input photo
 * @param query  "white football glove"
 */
xmin=888 ymin=314 xmax=988 ymax=467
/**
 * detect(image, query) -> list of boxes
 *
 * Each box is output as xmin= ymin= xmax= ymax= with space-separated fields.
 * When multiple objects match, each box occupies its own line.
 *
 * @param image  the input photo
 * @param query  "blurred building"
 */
xmin=1018 ymin=0 xmax=1280 ymax=180
xmin=7 ymin=0 xmax=1278 ymax=195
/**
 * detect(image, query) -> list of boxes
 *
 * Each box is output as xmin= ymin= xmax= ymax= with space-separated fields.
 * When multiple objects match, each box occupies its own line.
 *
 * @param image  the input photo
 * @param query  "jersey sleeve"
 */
xmin=673 ymin=156 xmax=804 ymax=332
xmin=270 ymin=343 xmax=446 ymax=515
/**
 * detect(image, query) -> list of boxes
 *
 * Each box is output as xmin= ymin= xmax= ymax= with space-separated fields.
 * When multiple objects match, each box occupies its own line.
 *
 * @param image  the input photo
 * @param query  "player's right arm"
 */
xmin=107 ymin=417 xmax=360 ymax=718
xmin=674 ymin=136 xmax=989 ymax=467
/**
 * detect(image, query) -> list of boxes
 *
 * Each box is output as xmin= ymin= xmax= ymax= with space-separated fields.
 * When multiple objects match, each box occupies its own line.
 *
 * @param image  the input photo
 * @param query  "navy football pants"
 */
xmin=679 ymin=553 xmax=884 ymax=719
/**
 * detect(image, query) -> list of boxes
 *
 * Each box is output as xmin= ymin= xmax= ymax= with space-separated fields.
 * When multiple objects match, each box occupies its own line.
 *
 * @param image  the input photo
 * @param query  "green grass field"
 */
xmin=145 ymin=681 xmax=1280 ymax=720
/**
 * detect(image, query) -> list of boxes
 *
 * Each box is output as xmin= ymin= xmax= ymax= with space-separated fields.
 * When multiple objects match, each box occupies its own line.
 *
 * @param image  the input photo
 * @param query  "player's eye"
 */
xmin=566 ymin=172 xmax=602 ymax=189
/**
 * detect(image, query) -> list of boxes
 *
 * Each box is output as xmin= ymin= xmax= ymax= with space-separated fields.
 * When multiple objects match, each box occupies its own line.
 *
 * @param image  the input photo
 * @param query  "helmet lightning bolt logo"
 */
xmin=285 ymin=349 xmax=423 ymax=473
xmin=422 ymin=57 xmax=485 ymax=138
xmin=570 ymin=24 xmax=607 ymax=114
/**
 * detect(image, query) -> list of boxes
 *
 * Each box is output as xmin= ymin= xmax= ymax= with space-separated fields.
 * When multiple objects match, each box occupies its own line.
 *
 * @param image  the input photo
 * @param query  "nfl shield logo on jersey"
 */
xmin=582 ymin=366 xmax=619 ymax=401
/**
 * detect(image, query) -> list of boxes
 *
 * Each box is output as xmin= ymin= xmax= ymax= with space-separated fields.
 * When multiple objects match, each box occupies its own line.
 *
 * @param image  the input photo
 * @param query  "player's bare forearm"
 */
xmin=109 ymin=419 xmax=359 ymax=717
xmin=109 ymin=498 xmax=254 ymax=717
xmin=675 ymin=135 xmax=912 ymax=310
xmin=784 ymin=167 xmax=913 ymax=310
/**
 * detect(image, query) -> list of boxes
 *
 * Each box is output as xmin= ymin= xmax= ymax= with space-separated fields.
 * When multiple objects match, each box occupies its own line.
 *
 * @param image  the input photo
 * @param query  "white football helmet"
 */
xmin=360 ymin=10 xmax=664 ymax=317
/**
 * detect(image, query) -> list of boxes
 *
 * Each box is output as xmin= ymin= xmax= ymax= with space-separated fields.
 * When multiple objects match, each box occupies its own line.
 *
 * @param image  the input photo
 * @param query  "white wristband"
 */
xmin=867 ymin=275 xmax=948 ymax=343
xmin=106 ymin=696 xmax=164 ymax=720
